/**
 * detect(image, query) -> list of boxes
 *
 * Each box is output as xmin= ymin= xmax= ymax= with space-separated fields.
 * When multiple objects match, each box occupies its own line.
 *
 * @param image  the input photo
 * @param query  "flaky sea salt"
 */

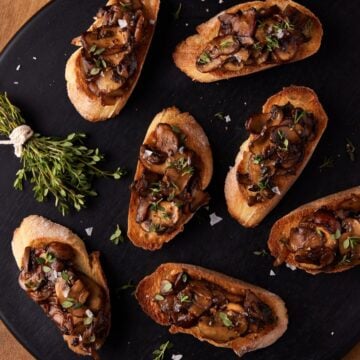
xmin=269 ymin=270 xmax=276 ymax=276
xmin=85 ymin=227 xmax=93 ymax=236
xmin=210 ymin=213 xmax=223 ymax=226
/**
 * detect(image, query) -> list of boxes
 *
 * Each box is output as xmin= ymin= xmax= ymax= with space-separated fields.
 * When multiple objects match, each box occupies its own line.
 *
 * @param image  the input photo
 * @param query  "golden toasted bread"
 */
xmin=136 ymin=263 xmax=288 ymax=357
xmin=268 ymin=186 xmax=360 ymax=274
xmin=65 ymin=0 xmax=160 ymax=122
xmin=12 ymin=215 xmax=111 ymax=357
xmin=127 ymin=107 xmax=213 ymax=250
xmin=173 ymin=0 xmax=322 ymax=82
xmin=225 ymin=86 xmax=328 ymax=227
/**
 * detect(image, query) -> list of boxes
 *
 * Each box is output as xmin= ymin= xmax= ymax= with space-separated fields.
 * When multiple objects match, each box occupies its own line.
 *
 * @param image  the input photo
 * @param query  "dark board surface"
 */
xmin=0 ymin=0 xmax=359 ymax=359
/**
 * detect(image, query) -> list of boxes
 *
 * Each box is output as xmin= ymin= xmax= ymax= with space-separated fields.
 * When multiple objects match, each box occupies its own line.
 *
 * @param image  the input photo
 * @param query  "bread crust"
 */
xmin=268 ymin=186 xmax=360 ymax=274
xmin=127 ymin=107 xmax=213 ymax=250
xmin=225 ymin=85 xmax=328 ymax=227
xmin=136 ymin=263 xmax=288 ymax=357
xmin=173 ymin=0 xmax=323 ymax=83
xmin=11 ymin=215 xmax=111 ymax=355
xmin=65 ymin=0 xmax=160 ymax=122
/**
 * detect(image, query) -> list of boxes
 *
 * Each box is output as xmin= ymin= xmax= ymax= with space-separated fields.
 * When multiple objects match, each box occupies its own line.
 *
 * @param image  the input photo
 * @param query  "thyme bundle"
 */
xmin=0 ymin=94 xmax=125 ymax=215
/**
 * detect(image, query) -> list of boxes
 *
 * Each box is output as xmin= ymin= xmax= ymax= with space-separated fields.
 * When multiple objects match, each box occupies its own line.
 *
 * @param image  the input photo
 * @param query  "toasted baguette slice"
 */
xmin=136 ymin=263 xmax=288 ymax=357
xmin=128 ymin=107 xmax=213 ymax=250
xmin=268 ymin=186 xmax=360 ymax=274
xmin=12 ymin=215 xmax=111 ymax=356
xmin=65 ymin=0 xmax=160 ymax=122
xmin=225 ymin=86 xmax=328 ymax=227
xmin=173 ymin=0 xmax=322 ymax=83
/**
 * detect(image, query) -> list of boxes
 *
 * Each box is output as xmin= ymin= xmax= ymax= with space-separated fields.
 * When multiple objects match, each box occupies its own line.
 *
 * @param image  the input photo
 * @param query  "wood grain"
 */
xmin=0 ymin=1 xmax=358 ymax=359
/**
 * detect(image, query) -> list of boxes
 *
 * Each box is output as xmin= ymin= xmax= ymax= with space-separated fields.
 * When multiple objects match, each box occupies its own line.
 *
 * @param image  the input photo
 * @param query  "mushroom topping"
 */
xmin=154 ymin=124 xmax=180 ymax=156
xmin=73 ymin=0 xmax=148 ymax=101
xmin=132 ymin=123 xmax=210 ymax=234
xmin=154 ymin=272 xmax=276 ymax=342
xmin=18 ymin=244 xmax=109 ymax=356
xmin=237 ymin=102 xmax=316 ymax=206
xmin=197 ymin=5 xmax=313 ymax=73
xmin=281 ymin=200 xmax=360 ymax=270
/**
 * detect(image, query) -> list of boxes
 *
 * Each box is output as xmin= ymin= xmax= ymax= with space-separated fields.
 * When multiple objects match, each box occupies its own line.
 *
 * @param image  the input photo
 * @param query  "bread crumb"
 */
xmin=172 ymin=355 xmax=183 ymax=360
xmin=286 ymin=263 xmax=297 ymax=271
xmin=269 ymin=269 xmax=276 ymax=276
xmin=210 ymin=213 xmax=223 ymax=226
xmin=85 ymin=227 xmax=93 ymax=236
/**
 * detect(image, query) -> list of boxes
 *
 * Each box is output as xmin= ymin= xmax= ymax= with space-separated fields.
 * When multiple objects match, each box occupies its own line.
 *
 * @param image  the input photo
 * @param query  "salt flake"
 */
xmin=210 ymin=212 xmax=223 ymax=226
xmin=16 ymin=64 xmax=21 ymax=71
xmin=32 ymin=56 xmax=37 ymax=60
xmin=172 ymin=355 xmax=183 ymax=360
xmin=118 ymin=19 xmax=128 ymax=28
xmin=224 ymin=115 xmax=231 ymax=123
xmin=269 ymin=270 xmax=276 ymax=276
xmin=85 ymin=227 xmax=93 ymax=236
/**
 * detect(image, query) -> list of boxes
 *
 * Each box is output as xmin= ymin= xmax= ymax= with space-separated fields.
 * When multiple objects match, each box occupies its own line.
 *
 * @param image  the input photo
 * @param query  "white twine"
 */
xmin=0 ymin=125 xmax=34 ymax=158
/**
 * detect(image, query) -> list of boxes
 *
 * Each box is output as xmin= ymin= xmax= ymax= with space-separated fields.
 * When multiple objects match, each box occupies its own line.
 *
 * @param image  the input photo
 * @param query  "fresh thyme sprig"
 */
xmin=0 ymin=93 xmax=126 ymax=215
xmin=153 ymin=341 xmax=173 ymax=360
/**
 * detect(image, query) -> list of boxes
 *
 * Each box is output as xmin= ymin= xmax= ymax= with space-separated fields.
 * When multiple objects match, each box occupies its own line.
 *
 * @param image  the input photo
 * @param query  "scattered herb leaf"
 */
xmin=319 ymin=156 xmax=334 ymax=171
xmin=253 ymin=249 xmax=268 ymax=257
xmin=153 ymin=341 xmax=173 ymax=360
xmin=173 ymin=3 xmax=182 ymax=20
xmin=110 ymin=224 xmax=124 ymax=245
xmin=214 ymin=112 xmax=225 ymax=121
xmin=219 ymin=312 xmax=233 ymax=327
xmin=198 ymin=52 xmax=211 ymax=65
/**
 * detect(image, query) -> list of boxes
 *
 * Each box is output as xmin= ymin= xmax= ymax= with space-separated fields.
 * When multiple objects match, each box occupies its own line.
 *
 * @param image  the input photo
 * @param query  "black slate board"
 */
xmin=0 ymin=1 xmax=359 ymax=359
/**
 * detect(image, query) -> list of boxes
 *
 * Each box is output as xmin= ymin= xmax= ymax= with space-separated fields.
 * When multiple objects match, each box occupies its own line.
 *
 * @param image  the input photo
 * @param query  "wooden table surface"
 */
xmin=0 ymin=1 xmax=358 ymax=359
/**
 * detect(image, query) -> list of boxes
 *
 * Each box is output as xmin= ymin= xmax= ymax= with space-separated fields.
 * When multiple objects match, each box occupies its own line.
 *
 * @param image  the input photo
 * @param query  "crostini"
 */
xmin=225 ymin=86 xmax=328 ymax=227
xmin=173 ymin=0 xmax=322 ymax=83
xmin=136 ymin=263 xmax=288 ymax=357
xmin=268 ymin=186 xmax=360 ymax=274
xmin=127 ymin=107 xmax=213 ymax=250
xmin=12 ymin=216 xmax=111 ymax=357
xmin=65 ymin=0 xmax=160 ymax=122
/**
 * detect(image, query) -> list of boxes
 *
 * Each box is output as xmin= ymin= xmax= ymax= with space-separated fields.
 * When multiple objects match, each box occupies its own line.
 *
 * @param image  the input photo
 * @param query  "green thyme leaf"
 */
xmin=265 ymin=36 xmax=279 ymax=52
xmin=173 ymin=3 xmax=182 ymax=20
xmin=110 ymin=224 xmax=124 ymax=245
xmin=253 ymin=249 xmax=268 ymax=257
xmin=42 ymin=266 xmax=51 ymax=273
xmin=153 ymin=341 xmax=173 ymax=360
xmin=198 ymin=52 xmax=211 ymax=65
xmin=220 ymin=38 xmax=234 ymax=49
xmin=294 ymin=109 xmax=306 ymax=124
xmin=219 ymin=312 xmax=233 ymax=327
xmin=253 ymin=155 xmax=264 ymax=165
xmin=319 ymin=156 xmax=334 ymax=171
xmin=179 ymin=294 xmax=190 ymax=303
xmin=214 ymin=112 xmax=225 ymax=121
